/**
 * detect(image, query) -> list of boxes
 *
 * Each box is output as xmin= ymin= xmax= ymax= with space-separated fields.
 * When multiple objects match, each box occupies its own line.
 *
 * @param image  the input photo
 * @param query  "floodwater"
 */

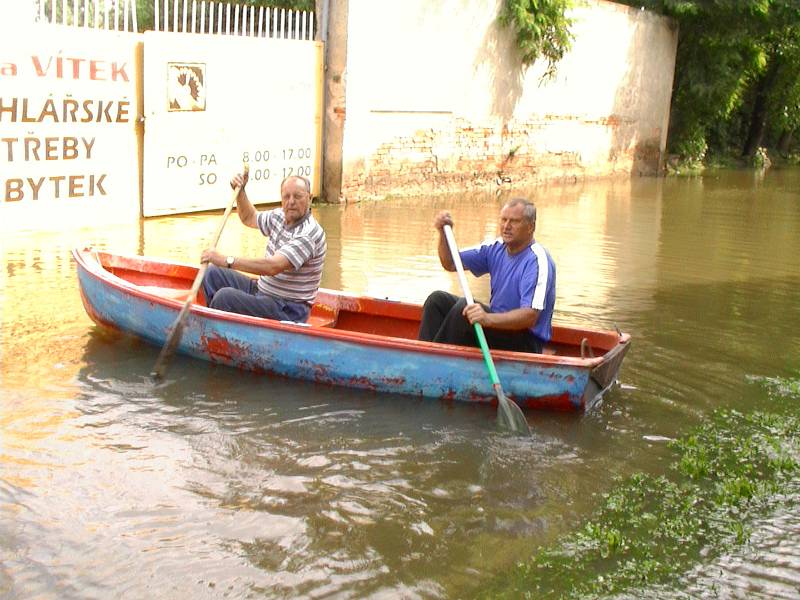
xmin=2 ymin=168 xmax=800 ymax=598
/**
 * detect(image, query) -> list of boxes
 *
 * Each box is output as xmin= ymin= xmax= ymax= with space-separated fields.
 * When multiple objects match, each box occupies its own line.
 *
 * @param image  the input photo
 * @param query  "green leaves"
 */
xmin=620 ymin=0 xmax=800 ymax=160
xmin=477 ymin=406 xmax=800 ymax=598
xmin=498 ymin=0 xmax=575 ymax=80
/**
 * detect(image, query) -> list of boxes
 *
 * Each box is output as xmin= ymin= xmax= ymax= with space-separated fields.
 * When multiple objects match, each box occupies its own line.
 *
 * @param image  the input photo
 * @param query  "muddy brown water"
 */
xmin=2 ymin=169 xmax=799 ymax=598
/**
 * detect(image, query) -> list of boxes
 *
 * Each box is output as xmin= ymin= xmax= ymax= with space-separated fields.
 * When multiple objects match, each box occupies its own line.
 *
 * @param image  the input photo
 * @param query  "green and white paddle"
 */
xmin=443 ymin=225 xmax=531 ymax=435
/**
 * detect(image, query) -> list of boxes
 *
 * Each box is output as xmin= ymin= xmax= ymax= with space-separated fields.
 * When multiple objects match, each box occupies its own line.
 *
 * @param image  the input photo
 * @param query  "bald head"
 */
xmin=280 ymin=176 xmax=312 ymax=226
xmin=280 ymin=175 xmax=311 ymax=195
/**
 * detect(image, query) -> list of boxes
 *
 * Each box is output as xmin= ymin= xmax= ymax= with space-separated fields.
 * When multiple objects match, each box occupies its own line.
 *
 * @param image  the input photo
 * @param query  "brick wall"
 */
xmin=342 ymin=116 xmax=662 ymax=201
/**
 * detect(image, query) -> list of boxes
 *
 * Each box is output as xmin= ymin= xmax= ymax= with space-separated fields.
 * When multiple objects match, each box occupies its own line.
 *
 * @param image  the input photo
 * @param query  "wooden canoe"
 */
xmin=72 ymin=247 xmax=631 ymax=411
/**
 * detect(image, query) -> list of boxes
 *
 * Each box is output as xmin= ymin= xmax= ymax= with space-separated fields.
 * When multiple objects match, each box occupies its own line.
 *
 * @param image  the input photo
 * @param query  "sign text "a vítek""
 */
xmin=2 ymin=53 xmax=133 ymax=203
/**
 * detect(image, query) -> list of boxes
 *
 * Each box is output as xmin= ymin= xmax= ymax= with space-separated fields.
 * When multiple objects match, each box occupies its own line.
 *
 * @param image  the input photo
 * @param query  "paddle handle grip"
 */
xmin=186 ymin=163 xmax=248 ymax=303
xmin=443 ymin=225 xmax=474 ymax=304
xmin=208 ymin=164 xmax=249 ymax=252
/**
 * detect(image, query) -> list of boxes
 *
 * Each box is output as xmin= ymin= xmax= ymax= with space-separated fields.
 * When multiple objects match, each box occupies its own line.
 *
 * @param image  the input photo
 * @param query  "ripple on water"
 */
xmin=4 ymin=172 xmax=800 ymax=598
xmin=676 ymin=488 xmax=800 ymax=599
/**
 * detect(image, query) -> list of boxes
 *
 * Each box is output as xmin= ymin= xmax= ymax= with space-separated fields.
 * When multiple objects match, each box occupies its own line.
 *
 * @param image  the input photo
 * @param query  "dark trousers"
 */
xmin=417 ymin=290 xmax=542 ymax=353
xmin=201 ymin=264 xmax=310 ymax=322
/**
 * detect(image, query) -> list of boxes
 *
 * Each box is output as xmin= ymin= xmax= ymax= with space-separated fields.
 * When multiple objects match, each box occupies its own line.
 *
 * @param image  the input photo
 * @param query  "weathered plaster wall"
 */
xmin=323 ymin=0 xmax=677 ymax=202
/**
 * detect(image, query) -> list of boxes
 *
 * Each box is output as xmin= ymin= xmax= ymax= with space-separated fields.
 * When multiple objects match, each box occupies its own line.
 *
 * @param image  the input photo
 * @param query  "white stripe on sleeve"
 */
xmin=530 ymin=243 xmax=550 ymax=310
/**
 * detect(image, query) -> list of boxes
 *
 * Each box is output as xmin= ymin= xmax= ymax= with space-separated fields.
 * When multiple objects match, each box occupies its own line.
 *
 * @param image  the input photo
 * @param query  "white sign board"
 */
xmin=0 ymin=27 xmax=141 ymax=232
xmin=142 ymin=32 xmax=322 ymax=216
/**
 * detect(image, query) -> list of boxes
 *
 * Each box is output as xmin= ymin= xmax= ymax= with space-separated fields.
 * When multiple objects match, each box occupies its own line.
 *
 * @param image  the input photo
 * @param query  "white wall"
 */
xmin=332 ymin=0 xmax=677 ymax=201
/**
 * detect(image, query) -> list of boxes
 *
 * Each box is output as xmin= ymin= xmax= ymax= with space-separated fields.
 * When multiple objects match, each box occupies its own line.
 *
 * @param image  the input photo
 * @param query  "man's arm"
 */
xmin=201 ymin=249 xmax=293 ymax=276
xmin=463 ymin=304 xmax=539 ymax=331
xmin=434 ymin=211 xmax=456 ymax=272
xmin=230 ymin=172 xmax=259 ymax=229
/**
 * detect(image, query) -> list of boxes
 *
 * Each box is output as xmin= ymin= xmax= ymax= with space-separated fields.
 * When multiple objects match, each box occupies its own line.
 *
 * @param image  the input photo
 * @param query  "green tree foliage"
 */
xmin=619 ymin=1 xmax=800 ymax=162
xmin=498 ymin=0 xmax=575 ymax=80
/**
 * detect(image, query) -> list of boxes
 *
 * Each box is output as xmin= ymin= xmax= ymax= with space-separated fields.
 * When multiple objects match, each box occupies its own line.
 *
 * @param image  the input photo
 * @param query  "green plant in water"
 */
xmin=749 ymin=146 xmax=771 ymax=168
xmin=756 ymin=372 xmax=800 ymax=397
xmin=675 ymin=132 xmax=708 ymax=167
xmin=476 ymin=407 xmax=800 ymax=599
xmin=730 ymin=520 xmax=749 ymax=546
xmin=667 ymin=131 xmax=707 ymax=174
xmin=676 ymin=434 xmax=710 ymax=478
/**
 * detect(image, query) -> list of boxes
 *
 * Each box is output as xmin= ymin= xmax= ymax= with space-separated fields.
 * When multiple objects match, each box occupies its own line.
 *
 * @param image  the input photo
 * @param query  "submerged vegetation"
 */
xmin=478 ymin=377 xmax=800 ymax=598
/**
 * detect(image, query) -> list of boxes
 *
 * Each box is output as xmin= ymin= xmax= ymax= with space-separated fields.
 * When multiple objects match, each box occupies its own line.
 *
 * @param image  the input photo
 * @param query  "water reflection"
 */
xmin=61 ymin=332 xmax=600 ymax=598
xmin=2 ymin=169 xmax=800 ymax=597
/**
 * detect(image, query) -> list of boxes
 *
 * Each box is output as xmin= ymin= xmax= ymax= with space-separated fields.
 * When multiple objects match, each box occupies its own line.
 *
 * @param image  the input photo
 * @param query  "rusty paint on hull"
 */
xmin=200 ymin=333 xmax=248 ymax=364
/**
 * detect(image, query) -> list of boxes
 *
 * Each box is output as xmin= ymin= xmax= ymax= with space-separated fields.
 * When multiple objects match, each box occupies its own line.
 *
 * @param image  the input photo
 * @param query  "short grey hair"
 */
xmin=280 ymin=175 xmax=311 ymax=194
xmin=506 ymin=197 xmax=536 ymax=225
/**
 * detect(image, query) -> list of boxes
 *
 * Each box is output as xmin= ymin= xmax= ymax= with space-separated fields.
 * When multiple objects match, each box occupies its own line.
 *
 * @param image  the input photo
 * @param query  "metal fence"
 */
xmin=30 ymin=1 xmax=315 ymax=39
xmin=155 ymin=1 xmax=315 ymax=39
xmin=34 ymin=0 xmax=139 ymax=32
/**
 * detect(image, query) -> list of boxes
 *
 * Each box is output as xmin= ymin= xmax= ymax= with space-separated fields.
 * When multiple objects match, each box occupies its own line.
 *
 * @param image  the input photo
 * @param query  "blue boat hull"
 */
xmin=73 ymin=248 xmax=631 ymax=411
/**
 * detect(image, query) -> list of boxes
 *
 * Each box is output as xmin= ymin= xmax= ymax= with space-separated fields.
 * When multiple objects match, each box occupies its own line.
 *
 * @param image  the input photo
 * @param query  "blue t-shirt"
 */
xmin=460 ymin=239 xmax=556 ymax=343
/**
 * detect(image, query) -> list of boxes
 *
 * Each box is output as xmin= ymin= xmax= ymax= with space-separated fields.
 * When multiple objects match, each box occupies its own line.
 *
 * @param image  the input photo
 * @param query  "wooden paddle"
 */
xmin=442 ymin=225 xmax=532 ymax=435
xmin=151 ymin=164 xmax=248 ymax=380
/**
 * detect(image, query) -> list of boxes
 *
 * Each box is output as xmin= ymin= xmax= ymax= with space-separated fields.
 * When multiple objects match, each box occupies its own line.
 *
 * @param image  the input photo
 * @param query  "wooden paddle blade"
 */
xmin=494 ymin=384 xmax=531 ymax=434
xmin=149 ymin=262 xmax=206 ymax=381
xmin=149 ymin=168 xmax=244 ymax=381
xmin=150 ymin=309 xmax=190 ymax=380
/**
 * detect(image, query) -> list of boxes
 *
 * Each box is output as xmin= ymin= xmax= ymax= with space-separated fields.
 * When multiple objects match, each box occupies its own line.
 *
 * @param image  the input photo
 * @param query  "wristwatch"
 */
xmin=226 ymin=256 xmax=235 ymax=268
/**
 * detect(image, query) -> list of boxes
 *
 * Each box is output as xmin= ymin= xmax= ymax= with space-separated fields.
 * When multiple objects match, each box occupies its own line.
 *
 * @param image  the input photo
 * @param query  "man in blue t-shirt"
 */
xmin=417 ymin=198 xmax=556 ymax=354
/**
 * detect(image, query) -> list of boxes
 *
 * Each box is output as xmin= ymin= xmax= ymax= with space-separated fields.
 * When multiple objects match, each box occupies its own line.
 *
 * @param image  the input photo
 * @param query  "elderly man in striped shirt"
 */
xmin=418 ymin=199 xmax=556 ymax=354
xmin=201 ymin=172 xmax=326 ymax=323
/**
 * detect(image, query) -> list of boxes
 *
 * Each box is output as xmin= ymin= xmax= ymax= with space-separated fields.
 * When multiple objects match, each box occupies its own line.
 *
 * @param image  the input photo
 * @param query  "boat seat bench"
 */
xmin=307 ymin=303 xmax=338 ymax=328
xmin=306 ymin=313 xmax=337 ymax=327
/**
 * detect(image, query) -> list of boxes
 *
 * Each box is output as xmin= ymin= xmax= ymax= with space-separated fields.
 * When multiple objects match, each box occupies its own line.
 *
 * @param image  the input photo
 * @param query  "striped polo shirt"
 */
xmin=256 ymin=208 xmax=327 ymax=304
